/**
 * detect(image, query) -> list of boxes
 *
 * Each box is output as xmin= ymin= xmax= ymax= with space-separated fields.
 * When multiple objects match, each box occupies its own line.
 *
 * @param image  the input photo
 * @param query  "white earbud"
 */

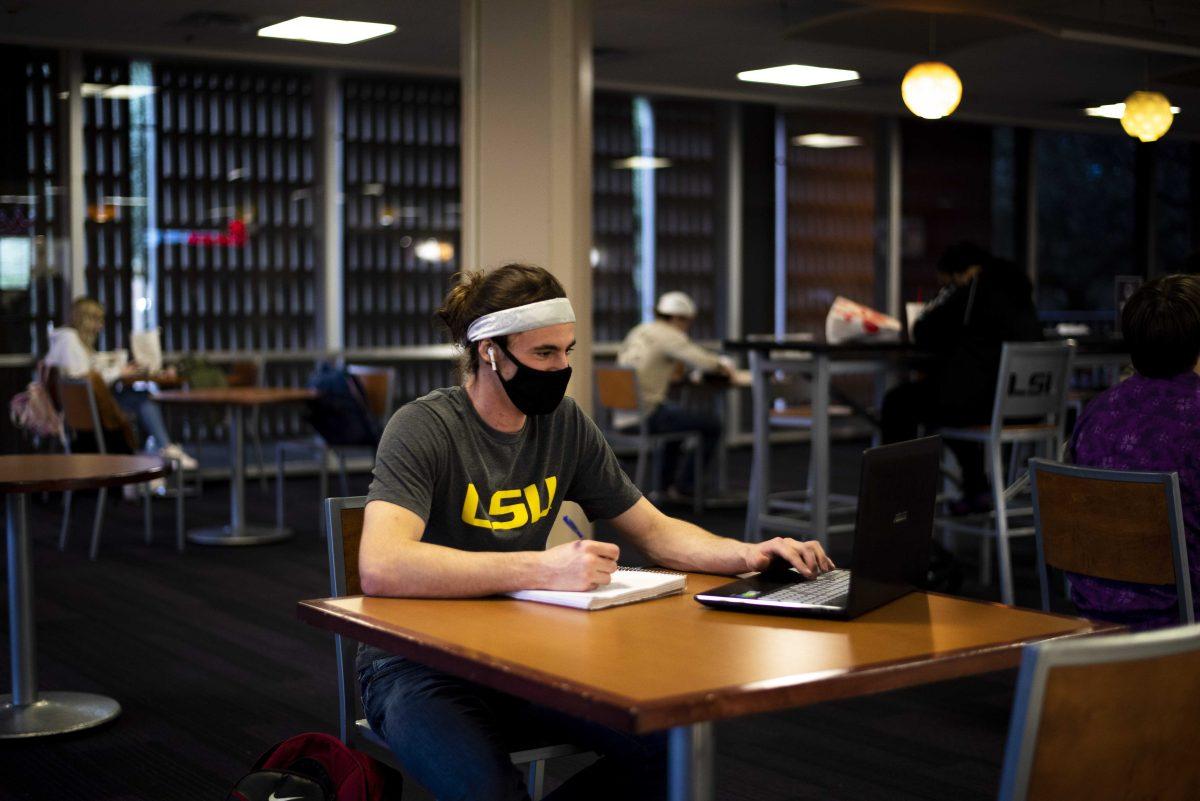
xmin=487 ymin=346 xmax=497 ymax=371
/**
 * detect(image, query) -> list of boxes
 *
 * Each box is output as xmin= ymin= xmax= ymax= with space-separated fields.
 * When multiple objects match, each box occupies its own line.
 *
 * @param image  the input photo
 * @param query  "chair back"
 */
xmin=227 ymin=359 xmax=261 ymax=388
xmin=991 ymin=342 xmax=1073 ymax=431
xmin=595 ymin=366 xmax=641 ymax=413
xmin=347 ymin=365 xmax=396 ymax=425
xmin=1030 ymin=458 xmax=1192 ymax=623
xmin=325 ymin=495 xmax=369 ymax=743
xmin=58 ymin=376 xmax=104 ymax=446
xmin=998 ymin=624 xmax=1200 ymax=801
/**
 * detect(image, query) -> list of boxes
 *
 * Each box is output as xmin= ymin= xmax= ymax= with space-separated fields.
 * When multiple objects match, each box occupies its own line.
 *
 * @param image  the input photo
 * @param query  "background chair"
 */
xmin=593 ymin=365 xmax=702 ymax=515
xmin=1030 ymin=458 xmax=1193 ymax=624
xmin=997 ymin=623 xmax=1200 ymax=801
xmin=58 ymin=375 xmax=185 ymax=558
xmin=936 ymin=341 xmax=1074 ymax=605
xmin=277 ymin=364 xmax=395 ymax=534
xmin=323 ymin=496 xmax=582 ymax=800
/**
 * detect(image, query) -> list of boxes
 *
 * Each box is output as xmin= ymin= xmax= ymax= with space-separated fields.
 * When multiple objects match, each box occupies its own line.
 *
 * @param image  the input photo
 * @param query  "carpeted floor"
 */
xmin=0 ymin=441 xmax=1061 ymax=800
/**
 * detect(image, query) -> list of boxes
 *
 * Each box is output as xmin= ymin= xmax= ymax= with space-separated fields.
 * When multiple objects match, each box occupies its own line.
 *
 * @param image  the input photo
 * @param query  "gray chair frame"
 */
xmin=278 ymin=365 xmax=396 ymax=535
xmin=997 ymin=623 xmax=1200 ymax=801
xmin=323 ymin=496 xmax=581 ymax=799
xmin=593 ymin=366 xmax=703 ymax=516
xmin=58 ymin=377 xmax=185 ymax=559
xmin=1029 ymin=458 xmax=1194 ymax=624
xmin=937 ymin=341 xmax=1075 ymax=605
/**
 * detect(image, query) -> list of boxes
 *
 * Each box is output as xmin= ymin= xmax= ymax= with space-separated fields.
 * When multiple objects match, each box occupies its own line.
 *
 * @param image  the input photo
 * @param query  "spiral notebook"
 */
xmin=506 ymin=568 xmax=686 ymax=611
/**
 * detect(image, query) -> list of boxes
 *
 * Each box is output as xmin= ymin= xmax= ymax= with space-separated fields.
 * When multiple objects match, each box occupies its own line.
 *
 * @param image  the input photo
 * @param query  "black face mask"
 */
xmin=493 ymin=342 xmax=572 ymax=416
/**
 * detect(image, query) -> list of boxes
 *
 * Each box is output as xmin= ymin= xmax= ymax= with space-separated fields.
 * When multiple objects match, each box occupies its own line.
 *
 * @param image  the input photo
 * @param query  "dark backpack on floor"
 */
xmin=306 ymin=364 xmax=382 ymax=447
xmin=227 ymin=732 xmax=388 ymax=801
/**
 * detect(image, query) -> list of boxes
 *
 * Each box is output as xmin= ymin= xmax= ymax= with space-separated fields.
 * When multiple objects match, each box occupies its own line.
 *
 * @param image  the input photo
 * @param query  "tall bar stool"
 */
xmin=936 ymin=342 xmax=1074 ymax=605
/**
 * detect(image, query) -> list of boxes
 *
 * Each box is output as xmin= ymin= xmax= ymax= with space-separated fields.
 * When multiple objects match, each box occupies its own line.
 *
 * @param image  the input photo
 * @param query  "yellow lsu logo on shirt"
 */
xmin=461 ymin=477 xmax=557 ymax=531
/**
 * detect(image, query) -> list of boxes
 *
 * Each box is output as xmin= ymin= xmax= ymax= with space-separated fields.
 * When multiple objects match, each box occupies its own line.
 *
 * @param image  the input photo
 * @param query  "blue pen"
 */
xmin=562 ymin=514 xmax=585 ymax=540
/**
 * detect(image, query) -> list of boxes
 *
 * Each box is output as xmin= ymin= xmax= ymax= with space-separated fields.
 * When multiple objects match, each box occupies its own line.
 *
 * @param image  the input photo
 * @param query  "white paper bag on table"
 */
xmin=824 ymin=297 xmax=902 ymax=345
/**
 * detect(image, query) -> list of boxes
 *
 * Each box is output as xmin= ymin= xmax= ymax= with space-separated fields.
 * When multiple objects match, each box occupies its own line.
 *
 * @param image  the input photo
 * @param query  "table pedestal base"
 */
xmin=188 ymin=524 xmax=293 ymax=546
xmin=0 ymin=692 xmax=121 ymax=738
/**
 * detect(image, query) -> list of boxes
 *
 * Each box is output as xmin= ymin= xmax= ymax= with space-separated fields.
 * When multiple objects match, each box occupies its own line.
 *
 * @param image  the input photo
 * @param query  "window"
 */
xmin=342 ymin=76 xmax=460 ymax=348
xmin=1035 ymin=131 xmax=1135 ymax=312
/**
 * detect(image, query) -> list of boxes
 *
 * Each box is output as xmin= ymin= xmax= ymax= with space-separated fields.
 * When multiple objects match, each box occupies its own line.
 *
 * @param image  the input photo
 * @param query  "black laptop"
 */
xmin=695 ymin=436 xmax=941 ymax=619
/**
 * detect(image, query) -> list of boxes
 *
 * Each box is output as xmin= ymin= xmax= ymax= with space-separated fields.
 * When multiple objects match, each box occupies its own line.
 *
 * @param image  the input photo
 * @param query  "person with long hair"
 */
xmin=357 ymin=263 xmax=832 ymax=800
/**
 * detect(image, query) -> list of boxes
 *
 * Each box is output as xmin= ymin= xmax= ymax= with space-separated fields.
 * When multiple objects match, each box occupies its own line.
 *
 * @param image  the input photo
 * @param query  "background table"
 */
xmin=298 ymin=573 xmax=1112 ymax=801
xmin=155 ymin=387 xmax=315 ymax=546
xmin=725 ymin=338 xmax=919 ymax=545
xmin=1 ymin=454 xmax=169 ymax=738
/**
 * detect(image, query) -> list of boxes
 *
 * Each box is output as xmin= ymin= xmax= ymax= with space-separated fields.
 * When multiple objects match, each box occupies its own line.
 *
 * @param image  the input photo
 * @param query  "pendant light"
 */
xmin=901 ymin=16 xmax=962 ymax=120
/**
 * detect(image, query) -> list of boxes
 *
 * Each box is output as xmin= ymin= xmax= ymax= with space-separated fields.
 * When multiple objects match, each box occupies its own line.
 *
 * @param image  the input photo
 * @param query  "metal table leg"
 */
xmin=188 ymin=405 xmax=292 ymax=546
xmin=744 ymin=351 xmax=769 ymax=542
xmin=668 ymin=722 xmax=714 ymax=801
xmin=811 ymin=354 xmax=831 ymax=549
xmin=1 ymin=493 xmax=121 ymax=738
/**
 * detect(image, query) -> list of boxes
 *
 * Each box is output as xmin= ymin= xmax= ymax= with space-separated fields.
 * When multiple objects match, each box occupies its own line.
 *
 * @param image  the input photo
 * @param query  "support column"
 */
xmin=461 ymin=0 xmax=593 ymax=412
xmin=60 ymin=51 xmax=85 ymax=302
xmin=316 ymin=72 xmax=344 ymax=353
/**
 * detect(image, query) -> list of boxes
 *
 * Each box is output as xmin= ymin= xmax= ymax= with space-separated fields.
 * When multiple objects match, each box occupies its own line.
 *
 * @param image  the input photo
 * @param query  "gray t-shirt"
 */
xmin=357 ymin=385 xmax=642 ymax=672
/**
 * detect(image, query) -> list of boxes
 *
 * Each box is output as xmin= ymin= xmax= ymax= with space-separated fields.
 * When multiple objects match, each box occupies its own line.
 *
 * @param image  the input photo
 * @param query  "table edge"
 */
xmin=296 ymin=595 xmax=1113 ymax=734
xmin=0 ymin=457 xmax=171 ymax=493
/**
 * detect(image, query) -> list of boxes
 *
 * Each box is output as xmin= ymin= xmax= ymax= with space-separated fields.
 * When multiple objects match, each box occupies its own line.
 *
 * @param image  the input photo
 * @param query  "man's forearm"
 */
xmin=638 ymin=516 xmax=751 ymax=575
xmin=360 ymin=538 xmax=545 ymax=598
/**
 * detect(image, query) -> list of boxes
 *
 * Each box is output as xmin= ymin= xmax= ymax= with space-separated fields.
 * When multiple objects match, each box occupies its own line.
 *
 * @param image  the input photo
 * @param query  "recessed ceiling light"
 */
xmin=792 ymin=134 xmax=864 ymax=149
xmin=1085 ymin=102 xmax=1180 ymax=119
xmin=257 ymin=16 xmax=396 ymax=45
xmin=737 ymin=64 xmax=860 ymax=88
xmin=611 ymin=156 xmax=672 ymax=169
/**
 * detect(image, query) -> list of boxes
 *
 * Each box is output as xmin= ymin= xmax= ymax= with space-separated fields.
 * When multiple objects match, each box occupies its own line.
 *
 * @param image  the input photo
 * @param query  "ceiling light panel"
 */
xmin=737 ymin=64 xmax=860 ymax=88
xmin=258 ymin=16 xmax=397 ymax=45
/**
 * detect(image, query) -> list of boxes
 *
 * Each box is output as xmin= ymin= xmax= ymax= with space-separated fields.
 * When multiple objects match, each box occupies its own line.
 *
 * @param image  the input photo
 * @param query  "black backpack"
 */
xmin=306 ymin=364 xmax=382 ymax=447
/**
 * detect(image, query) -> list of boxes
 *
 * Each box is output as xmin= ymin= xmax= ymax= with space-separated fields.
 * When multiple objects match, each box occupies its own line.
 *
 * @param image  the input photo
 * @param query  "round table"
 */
xmin=154 ymin=387 xmax=316 ymax=546
xmin=0 ymin=454 xmax=170 ymax=739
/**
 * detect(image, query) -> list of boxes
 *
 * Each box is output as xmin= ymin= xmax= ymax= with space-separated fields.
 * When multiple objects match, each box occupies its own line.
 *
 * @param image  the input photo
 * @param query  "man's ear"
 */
xmin=478 ymin=340 xmax=497 ymax=370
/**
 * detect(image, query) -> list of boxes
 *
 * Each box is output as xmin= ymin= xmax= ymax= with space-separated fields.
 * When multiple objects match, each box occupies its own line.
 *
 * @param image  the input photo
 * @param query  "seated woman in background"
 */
xmin=45 ymin=297 xmax=197 ymax=469
xmin=1070 ymin=274 xmax=1200 ymax=628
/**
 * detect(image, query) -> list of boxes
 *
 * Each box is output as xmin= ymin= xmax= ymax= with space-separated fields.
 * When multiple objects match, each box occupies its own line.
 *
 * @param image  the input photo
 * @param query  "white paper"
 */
xmin=825 ymin=297 xmax=902 ymax=345
xmin=130 ymin=328 xmax=163 ymax=373
xmin=507 ymin=569 xmax=686 ymax=610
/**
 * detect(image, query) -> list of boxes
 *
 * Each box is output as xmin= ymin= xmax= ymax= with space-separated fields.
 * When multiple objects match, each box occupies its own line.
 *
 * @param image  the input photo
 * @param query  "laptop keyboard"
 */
xmin=760 ymin=569 xmax=851 ymax=606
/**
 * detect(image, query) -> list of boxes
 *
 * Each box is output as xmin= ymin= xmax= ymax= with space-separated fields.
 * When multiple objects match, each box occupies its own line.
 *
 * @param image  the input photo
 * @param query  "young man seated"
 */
xmin=1070 ymin=274 xmax=1200 ymax=628
xmin=358 ymin=265 xmax=832 ymax=801
xmin=616 ymin=291 xmax=732 ymax=500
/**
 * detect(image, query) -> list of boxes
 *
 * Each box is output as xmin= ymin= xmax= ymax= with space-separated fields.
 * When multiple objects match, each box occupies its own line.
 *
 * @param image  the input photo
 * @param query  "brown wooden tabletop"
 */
xmin=0 ymin=454 xmax=170 ymax=494
xmin=297 ymin=573 xmax=1116 ymax=734
xmin=153 ymin=386 xmax=316 ymax=407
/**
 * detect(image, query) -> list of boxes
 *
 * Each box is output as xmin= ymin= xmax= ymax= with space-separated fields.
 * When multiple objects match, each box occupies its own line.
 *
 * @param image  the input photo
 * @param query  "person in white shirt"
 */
xmin=45 ymin=297 xmax=197 ymax=469
xmin=616 ymin=291 xmax=732 ymax=499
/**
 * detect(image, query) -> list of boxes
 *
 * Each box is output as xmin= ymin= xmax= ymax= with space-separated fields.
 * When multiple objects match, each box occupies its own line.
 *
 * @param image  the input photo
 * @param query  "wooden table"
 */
xmin=154 ymin=387 xmax=315 ymax=546
xmin=297 ymin=573 xmax=1113 ymax=801
xmin=0 ymin=454 xmax=170 ymax=739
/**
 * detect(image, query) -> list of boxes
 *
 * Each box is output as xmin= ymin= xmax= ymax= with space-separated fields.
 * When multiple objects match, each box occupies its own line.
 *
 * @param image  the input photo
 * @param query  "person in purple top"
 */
xmin=1069 ymin=274 xmax=1200 ymax=629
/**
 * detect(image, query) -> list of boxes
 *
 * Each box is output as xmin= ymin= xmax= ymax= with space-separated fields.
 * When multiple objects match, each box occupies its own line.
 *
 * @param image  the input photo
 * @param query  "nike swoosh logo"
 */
xmin=268 ymin=794 xmax=305 ymax=801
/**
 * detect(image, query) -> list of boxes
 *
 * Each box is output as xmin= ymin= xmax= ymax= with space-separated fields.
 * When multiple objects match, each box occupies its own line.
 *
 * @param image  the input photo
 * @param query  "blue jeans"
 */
xmin=360 ymin=656 xmax=668 ymax=801
xmin=114 ymin=387 xmax=172 ymax=449
xmin=646 ymin=403 xmax=721 ymax=493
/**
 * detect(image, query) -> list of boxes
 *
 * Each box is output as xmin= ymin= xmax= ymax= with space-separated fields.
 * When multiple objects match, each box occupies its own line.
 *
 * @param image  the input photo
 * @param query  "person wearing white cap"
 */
xmin=355 ymin=265 xmax=831 ymax=800
xmin=616 ymin=291 xmax=733 ymax=500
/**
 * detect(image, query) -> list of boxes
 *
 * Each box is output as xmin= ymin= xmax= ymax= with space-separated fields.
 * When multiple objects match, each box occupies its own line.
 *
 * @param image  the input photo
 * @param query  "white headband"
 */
xmin=466 ymin=297 xmax=576 ymax=342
